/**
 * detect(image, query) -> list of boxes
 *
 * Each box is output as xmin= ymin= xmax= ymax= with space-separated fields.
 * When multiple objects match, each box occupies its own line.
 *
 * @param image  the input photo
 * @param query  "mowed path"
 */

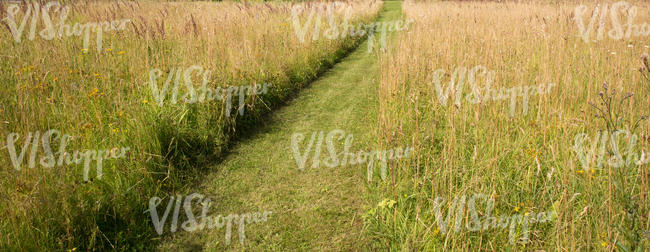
xmin=159 ymin=2 xmax=402 ymax=251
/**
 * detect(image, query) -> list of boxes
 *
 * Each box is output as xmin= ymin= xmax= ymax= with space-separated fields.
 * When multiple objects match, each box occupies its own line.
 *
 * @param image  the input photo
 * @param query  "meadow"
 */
xmin=0 ymin=0 xmax=381 ymax=250
xmin=0 ymin=0 xmax=648 ymax=251
xmin=369 ymin=0 xmax=649 ymax=251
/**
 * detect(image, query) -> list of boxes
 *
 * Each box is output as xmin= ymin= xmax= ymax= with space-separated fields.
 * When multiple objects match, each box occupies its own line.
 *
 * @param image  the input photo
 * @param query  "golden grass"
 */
xmin=371 ymin=0 xmax=649 ymax=250
xmin=0 ymin=0 xmax=381 ymax=250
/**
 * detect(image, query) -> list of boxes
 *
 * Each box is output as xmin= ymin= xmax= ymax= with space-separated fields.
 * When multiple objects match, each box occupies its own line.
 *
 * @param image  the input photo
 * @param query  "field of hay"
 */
xmin=370 ymin=0 xmax=649 ymax=251
xmin=0 ymin=0 xmax=381 ymax=250
xmin=1 ymin=0 xmax=648 ymax=251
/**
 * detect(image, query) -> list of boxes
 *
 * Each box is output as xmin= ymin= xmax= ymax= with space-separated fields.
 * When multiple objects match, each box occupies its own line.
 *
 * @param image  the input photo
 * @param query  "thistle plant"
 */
xmin=588 ymin=83 xmax=647 ymax=134
xmin=640 ymin=54 xmax=650 ymax=83
xmin=588 ymin=82 xmax=648 ymax=251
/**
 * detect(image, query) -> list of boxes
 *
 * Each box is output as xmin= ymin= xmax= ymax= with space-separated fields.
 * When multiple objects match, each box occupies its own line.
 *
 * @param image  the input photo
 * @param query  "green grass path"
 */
xmin=159 ymin=2 xmax=402 ymax=251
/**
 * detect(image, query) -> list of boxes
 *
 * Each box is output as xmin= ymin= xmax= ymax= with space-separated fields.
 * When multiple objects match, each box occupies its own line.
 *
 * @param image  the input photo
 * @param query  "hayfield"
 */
xmin=0 ymin=0 xmax=380 ymax=249
xmin=0 ymin=0 xmax=648 ymax=251
xmin=370 ymin=0 xmax=649 ymax=251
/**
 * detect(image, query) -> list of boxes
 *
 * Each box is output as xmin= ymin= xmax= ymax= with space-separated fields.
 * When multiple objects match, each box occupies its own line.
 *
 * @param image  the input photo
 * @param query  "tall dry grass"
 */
xmin=369 ymin=0 xmax=649 ymax=250
xmin=0 ymin=0 xmax=381 ymax=250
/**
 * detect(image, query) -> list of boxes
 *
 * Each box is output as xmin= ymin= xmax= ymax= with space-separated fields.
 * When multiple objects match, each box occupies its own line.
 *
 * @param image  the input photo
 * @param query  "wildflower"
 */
xmin=105 ymin=48 xmax=113 ymax=52
xmin=81 ymin=49 xmax=89 ymax=54
xmin=433 ymin=227 xmax=440 ymax=235
xmin=94 ymin=73 xmax=101 ymax=78
xmin=378 ymin=199 xmax=396 ymax=209
xmin=88 ymin=88 xmax=99 ymax=97
xmin=514 ymin=206 xmax=521 ymax=212
xmin=601 ymin=241 xmax=607 ymax=247
xmin=524 ymin=212 xmax=530 ymax=217
xmin=577 ymin=170 xmax=584 ymax=175
xmin=81 ymin=122 xmax=92 ymax=130
xmin=53 ymin=77 xmax=58 ymax=82
xmin=112 ymin=128 xmax=119 ymax=134
xmin=119 ymin=111 xmax=123 ymax=117
xmin=117 ymin=51 xmax=125 ymax=55
xmin=600 ymin=232 xmax=607 ymax=238
xmin=404 ymin=194 xmax=408 ymax=198
xmin=142 ymin=99 xmax=148 ymax=104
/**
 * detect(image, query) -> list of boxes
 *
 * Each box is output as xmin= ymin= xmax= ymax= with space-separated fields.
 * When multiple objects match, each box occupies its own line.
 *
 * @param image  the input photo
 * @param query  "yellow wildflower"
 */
xmin=142 ymin=99 xmax=148 ymax=104
xmin=601 ymin=241 xmax=607 ymax=247
xmin=377 ymin=198 xmax=396 ymax=209
xmin=117 ymin=51 xmax=125 ymax=55
xmin=88 ymin=88 xmax=99 ymax=97
xmin=81 ymin=123 xmax=92 ymax=130
xmin=577 ymin=170 xmax=584 ymax=175
xmin=105 ymin=48 xmax=113 ymax=52
xmin=514 ymin=206 xmax=520 ymax=212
